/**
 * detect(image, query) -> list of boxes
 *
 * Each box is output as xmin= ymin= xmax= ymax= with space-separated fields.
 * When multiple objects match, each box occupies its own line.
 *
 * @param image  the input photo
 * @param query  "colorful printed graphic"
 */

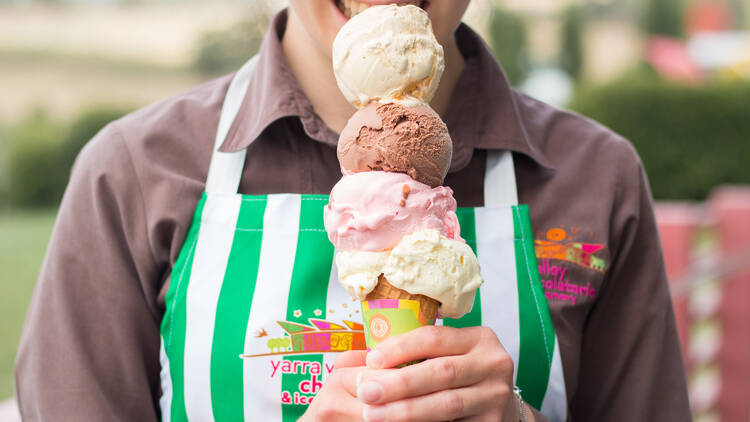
xmin=534 ymin=228 xmax=607 ymax=273
xmin=368 ymin=314 xmax=391 ymax=342
xmin=361 ymin=299 xmax=435 ymax=350
xmin=240 ymin=319 xmax=365 ymax=359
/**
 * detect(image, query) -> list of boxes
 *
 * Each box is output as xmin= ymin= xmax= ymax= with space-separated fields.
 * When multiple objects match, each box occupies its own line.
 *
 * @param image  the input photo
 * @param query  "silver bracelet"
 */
xmin=513 ymin=386 xmax=527 ymax=422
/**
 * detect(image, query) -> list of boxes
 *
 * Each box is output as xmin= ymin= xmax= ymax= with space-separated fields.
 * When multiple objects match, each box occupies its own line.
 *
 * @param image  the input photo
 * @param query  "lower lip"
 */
xmin=330 ymin=0 xmax=428 ymax=24
xmin=331 ymin=0 xmax=348 ymax=25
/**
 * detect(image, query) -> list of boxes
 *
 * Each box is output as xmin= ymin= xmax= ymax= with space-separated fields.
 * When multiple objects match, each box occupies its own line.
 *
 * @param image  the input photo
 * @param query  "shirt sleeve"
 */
xmin=568 ymin=141 xmax=691 ymax=420
xmin=15 ymin=123 xmax=162 ymax=421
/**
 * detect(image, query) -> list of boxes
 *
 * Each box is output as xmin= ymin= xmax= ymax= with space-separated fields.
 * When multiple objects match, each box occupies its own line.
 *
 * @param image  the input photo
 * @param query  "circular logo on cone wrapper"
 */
xmin=369 ymin=313 xmax=391 ymax=341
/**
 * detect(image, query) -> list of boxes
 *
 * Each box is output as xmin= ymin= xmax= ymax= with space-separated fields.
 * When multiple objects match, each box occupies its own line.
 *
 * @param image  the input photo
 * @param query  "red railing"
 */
xmin=656 ymin=186 xmax=750 ymax=421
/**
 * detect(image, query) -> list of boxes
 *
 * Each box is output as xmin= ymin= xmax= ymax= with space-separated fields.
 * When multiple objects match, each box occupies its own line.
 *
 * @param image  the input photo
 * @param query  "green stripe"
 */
xmin=210 ymin=197 xmax=268 ymax=421
xmin=161 ymin=194 xmax=207 ymax=422
xmin=282 ymin=195 xmax=335 ymax=422
xmin=443 ymin=207 xmax=482 ymax=328
xmin=513 ymin=205 xmax=554 ymax=409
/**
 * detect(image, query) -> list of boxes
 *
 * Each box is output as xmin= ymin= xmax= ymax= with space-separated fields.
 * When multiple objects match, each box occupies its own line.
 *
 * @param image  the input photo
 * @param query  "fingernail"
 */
xmin=358 ymin=380 xmax=383 ymax=403
xmin=363 ymin=405 xmax=387 ymax=422
xmin=367 ymin=350 xmax=384 ymax=368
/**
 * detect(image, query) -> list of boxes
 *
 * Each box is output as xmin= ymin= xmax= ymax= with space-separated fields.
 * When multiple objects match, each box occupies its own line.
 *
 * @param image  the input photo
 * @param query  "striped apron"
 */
xmin=159 ymin=56 xmax=568 ymax=421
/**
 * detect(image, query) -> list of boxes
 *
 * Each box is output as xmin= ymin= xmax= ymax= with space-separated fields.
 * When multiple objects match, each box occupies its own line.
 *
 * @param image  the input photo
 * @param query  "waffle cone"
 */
xmin=365 ymin=275 xmax=439 ymax=320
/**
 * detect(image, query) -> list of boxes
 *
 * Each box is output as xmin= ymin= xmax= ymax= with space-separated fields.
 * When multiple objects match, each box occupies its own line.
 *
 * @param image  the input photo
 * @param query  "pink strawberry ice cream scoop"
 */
xmin=324 ymin=171 xmax=461 ymax=252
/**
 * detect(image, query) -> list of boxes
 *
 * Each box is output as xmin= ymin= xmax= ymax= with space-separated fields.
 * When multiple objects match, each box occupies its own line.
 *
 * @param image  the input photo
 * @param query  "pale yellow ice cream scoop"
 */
xmin=332 ymin=4 xmax=445 ymax=108
xmin=336 ymin=230 xmax=482 ymax=319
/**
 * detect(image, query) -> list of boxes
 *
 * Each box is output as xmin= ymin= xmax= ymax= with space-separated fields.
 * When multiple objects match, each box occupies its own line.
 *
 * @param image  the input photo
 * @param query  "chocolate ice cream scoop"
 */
xmin=337 ymin=102 xmax=452 ymax=188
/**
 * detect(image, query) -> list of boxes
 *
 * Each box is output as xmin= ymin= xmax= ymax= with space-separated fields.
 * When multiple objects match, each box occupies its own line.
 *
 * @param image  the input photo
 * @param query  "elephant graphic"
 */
xmin=267 ymin=337 xmax=291 ymax=353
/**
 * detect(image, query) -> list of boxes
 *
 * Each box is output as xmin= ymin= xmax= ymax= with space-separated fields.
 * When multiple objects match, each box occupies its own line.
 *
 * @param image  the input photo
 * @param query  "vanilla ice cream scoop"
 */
xmin=332 ymin=4 xmax=445 ymax=107
xmin=336 ymin=230 xmax=483 ymax=319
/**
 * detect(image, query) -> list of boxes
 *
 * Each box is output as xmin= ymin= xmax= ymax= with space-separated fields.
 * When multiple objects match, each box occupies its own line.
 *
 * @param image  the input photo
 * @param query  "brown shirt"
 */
xmin=16 ymin=10 xmax=691 ymax=421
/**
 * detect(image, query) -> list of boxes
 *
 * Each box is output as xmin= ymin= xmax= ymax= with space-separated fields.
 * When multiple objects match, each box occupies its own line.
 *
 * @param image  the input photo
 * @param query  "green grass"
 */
xmin=0 ymin=209 xmax=57 ymax=400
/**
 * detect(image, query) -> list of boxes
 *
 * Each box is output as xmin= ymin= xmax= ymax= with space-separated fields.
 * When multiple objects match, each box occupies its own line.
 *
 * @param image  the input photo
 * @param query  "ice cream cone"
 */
xmin=365 ymin=275 xmax=439 ymax=321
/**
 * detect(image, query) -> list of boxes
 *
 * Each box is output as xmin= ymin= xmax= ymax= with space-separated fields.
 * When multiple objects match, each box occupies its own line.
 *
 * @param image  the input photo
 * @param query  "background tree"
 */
xmin=643 ymin=0 xmax=685 ymax=37
xmin=560 ymin=4 xmax=585 ymax=81
xmin=488 ymin=6 xmax=529 ymax=86
xmin=192 ymin=8 xmax=270 ymax=75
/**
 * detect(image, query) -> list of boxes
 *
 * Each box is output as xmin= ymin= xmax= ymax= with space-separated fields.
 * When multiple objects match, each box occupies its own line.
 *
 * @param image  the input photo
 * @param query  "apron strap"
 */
xmin=205 ymin=55 xmax=258 ymax=194
xmin=484 ymin=150 xmax=518 ymax=207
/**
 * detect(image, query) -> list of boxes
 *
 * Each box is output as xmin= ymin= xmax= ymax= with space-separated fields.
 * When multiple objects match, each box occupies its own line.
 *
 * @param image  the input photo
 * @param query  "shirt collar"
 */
xmin=219 ymin=9 xmax=339 ymax=152
xmin=220 ymin=9 xmax=554 ymax=171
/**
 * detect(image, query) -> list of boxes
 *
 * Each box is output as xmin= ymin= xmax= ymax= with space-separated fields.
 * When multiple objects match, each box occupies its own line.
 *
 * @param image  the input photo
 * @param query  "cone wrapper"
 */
xmin=361 ymin=277 xmax=439 ymax=357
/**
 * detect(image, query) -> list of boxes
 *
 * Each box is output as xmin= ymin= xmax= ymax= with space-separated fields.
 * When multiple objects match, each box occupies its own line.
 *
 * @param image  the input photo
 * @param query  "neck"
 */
xmin=431 ymin=35 xmax=465 ymax=118
xmin=282 ymin=13 xmax=465 ymax=134
xmin=282 ymin=13 xmax=354 ymax=133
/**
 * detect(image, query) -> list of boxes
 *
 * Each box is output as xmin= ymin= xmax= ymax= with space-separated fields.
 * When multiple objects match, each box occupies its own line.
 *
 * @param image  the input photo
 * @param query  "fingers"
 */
xmin=305 ymin=386 xmax=365 ymax=422
xmin=354 ymin=326 xmax=515 ymax=422
xmin=309 ymin=395 xmax=365 ymax=422
xmin=335 ymin=350 xmax=368 ymax=369
xmin=367 ymin=325 xmax=483 ymax=369
xmin=330 ymin=366 xmax=364 ymax=397
xmin=303 ymin=364 xmax=368 ymax=422
xmin=362 ymin=384 xmax=506 ymax=422
xmin=332 ymin=350 xmax=368 ymax=397
xmin=357 ymin=356 xmax=486 ymax=404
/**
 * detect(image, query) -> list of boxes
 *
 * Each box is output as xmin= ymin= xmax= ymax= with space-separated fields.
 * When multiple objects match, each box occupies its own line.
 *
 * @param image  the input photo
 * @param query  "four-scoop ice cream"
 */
xmin=325 ymin=4 xmax=483 ymax=320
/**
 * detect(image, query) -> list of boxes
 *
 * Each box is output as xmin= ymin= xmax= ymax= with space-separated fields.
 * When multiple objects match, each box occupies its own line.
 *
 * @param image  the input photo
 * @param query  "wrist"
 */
xmin=513 ymin=387 xmax=529 ymax=422
xmin=521 ymin=403 xmax=535 ymax=422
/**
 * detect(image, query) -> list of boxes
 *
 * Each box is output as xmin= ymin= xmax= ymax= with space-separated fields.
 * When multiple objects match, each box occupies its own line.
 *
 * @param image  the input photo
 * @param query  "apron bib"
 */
xmin=159 ymin=57 xmax=568 ymax=422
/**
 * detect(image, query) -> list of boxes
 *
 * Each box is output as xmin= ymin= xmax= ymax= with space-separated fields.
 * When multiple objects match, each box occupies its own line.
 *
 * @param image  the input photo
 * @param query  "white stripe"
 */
xmin=484 ymin=150 xmax=518 ymax=207
xmin=243 ymin=194 xmax=301 ymax=421
xmin=541 ymin=339 xmax=568 ymax=421
xmin=475 ymin=207 xmax=520 ymax=382
xmin=159 ymin=337 xmax=173 ymax=422
xmin=183 ymin=194 xmax=242 ymax=422
xmin=205 ymin=56 xmax=257 ymax=194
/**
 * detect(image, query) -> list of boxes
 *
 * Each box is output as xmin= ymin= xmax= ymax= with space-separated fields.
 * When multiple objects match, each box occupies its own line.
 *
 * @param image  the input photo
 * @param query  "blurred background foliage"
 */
xmin=570 ymin=73 xmax=750 ymax=200
xmin=560 ymin=5 xmax=584 ymax=81
xmin=192 ymin=17 xmax=265 ymax=75
xmin=4 ymin=107 xmax=130 ymax=208
xmin=643 ymin=0 xmax=685 ymax=37
xmin=487 ymin=6 xmax=529 ymax=85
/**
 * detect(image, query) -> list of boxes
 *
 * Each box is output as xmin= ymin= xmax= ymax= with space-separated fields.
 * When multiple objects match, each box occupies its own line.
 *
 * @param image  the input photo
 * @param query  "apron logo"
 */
xmin=240 ymin=318 xmax=366 ymax=359
xmin=537 ymin=259 xmax=597 ymax=305
xmin=240 ymin=319 xmax=366 ymax=407
xmin=535 ymin=227 xmax=605 ymax=306
xmin=534 ymin=227 xmax=607 ymax=273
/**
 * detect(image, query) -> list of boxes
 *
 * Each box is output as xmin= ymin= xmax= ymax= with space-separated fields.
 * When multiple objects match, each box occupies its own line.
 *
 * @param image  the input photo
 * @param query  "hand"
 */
xmin=356 ymin=325 xmax=519 ymax=422
xmin=299 ymin=350 xmax=368 ymax=422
